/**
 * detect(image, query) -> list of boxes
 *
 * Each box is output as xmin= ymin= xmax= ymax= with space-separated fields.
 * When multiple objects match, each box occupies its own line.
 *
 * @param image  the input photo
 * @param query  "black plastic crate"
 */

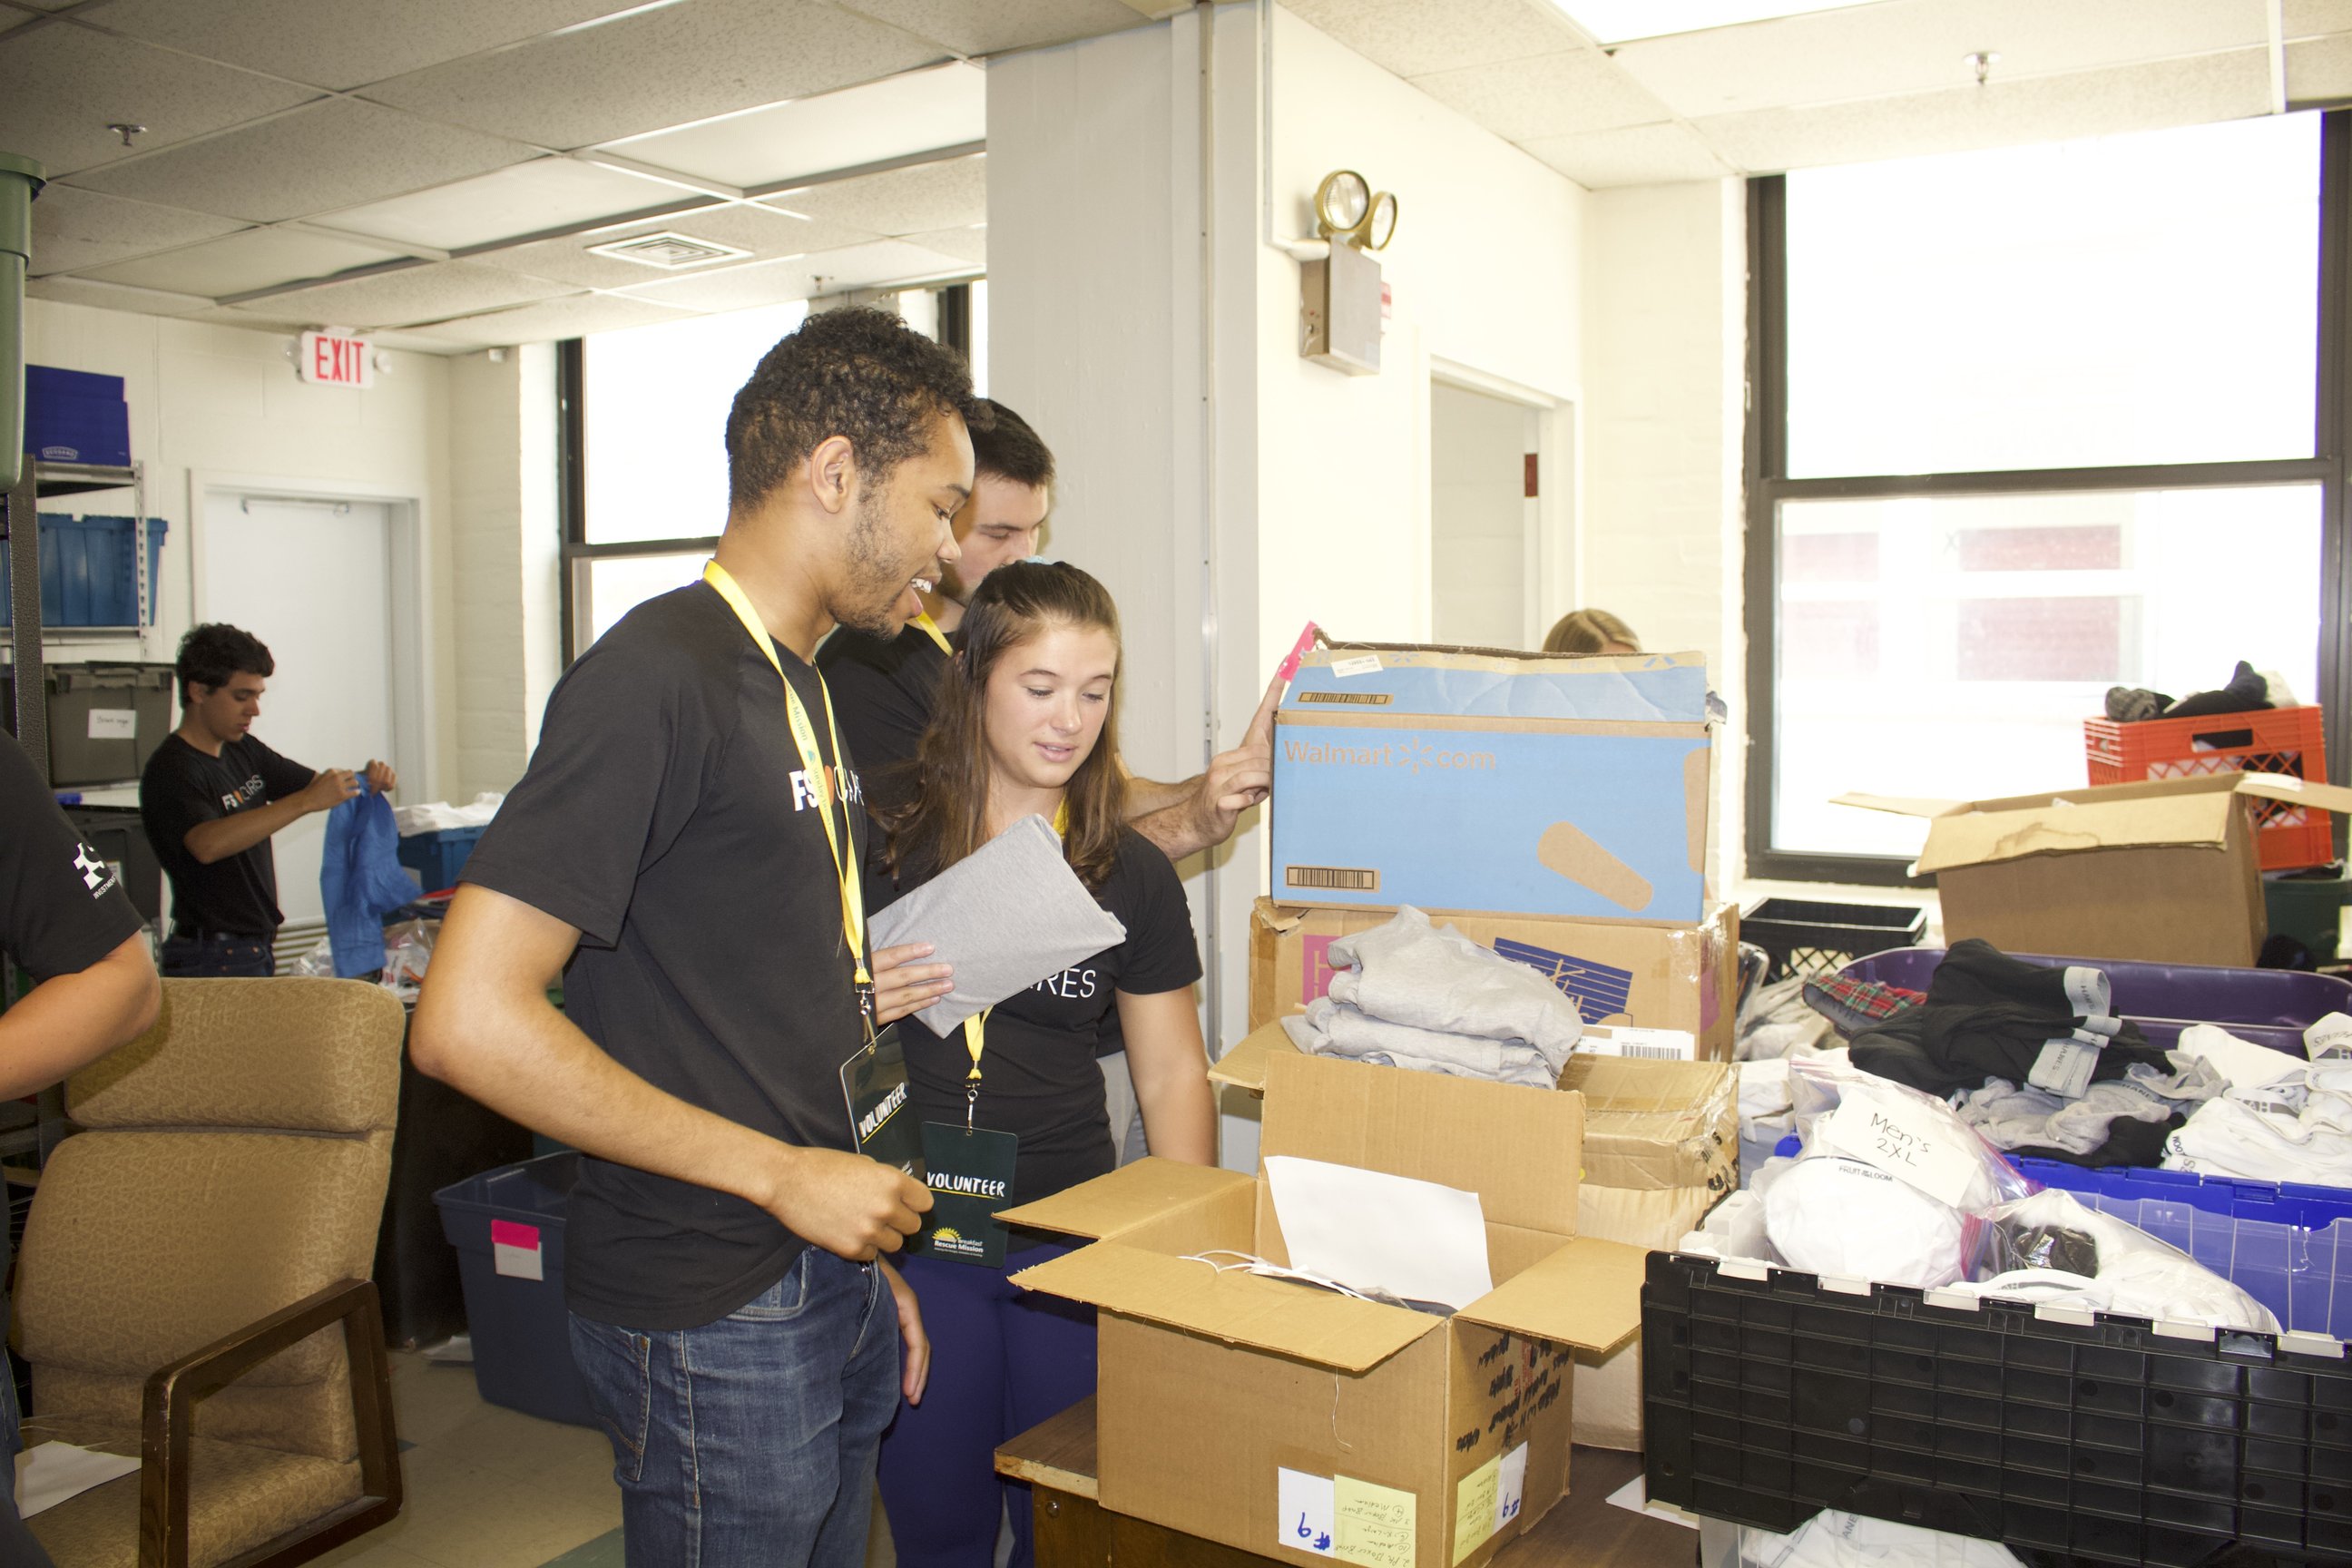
xmin=1642 ymin=1252 xmax=2352 ymax=1567
xmin=1741 ymin=897 xmax=1926 ymax=984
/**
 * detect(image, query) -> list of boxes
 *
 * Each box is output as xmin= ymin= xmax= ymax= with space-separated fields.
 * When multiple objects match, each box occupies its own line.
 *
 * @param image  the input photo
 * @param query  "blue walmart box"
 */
xmin=1269 ymin=645 xmax=1712 ymax=922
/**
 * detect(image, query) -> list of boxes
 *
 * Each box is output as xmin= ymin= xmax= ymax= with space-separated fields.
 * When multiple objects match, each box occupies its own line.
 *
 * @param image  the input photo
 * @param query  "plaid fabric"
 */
xmin=1803 ymin=975 xmax=1926 ymax=1038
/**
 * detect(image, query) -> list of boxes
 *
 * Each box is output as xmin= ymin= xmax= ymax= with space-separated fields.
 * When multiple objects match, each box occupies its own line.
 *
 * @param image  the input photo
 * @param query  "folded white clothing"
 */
xmin=1740 ymin=1512 xmax=2024 ymax=1568
xmin=2164 ymin=1088 xmax=2352 ymax=1186
xmin=1324 ymin=906 xmax=1582 ymax=1063
xmin=1955 ymin=1057 xmax=2222 ymax=1157
xmin=1760 ymin=1155 xmax=1971 ymax=1289
xmin=393 ymin=792 xmax=504 ymax=836
xmin=1965 ymin=1189 xmax=2278 ymax=1333
xmin=2174 ymin=1023 xmax=2307 ymax=1091
xmin=1280 ymin=1000 xmax=1560 ymax=1088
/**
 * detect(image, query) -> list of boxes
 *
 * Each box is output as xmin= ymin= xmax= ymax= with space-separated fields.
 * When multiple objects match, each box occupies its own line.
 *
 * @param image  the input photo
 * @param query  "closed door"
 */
xmin=200 ymin=493 xmax=397 ymax=929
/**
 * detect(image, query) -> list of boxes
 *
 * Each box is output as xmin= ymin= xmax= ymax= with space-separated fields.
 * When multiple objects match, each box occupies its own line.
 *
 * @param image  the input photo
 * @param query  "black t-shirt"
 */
xmin=461 ymin=582 xmax=881 ymax=1332
xmin=816 ymin=621 xmax=948 ymax=813
xmin=877 ymin=826 xmax=1200 ymax=1203
xmin=139 ymin=732 xmax=314 ymax=936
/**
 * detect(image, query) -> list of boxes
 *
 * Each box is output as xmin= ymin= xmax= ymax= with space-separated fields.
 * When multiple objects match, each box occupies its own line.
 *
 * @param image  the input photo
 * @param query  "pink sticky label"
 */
xmin=490 ymin=1220 xmax=541 ymax=1251
xmin=1275 ymin=621 xmax=1321 ymax=685
xmin=1301 ymin=936 xmax=1340 ymax=1004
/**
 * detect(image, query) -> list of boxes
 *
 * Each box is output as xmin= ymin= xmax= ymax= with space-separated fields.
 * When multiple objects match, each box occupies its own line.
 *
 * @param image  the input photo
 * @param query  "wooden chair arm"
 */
xmin=136 ymin=1279 xmax=401 ymax=1568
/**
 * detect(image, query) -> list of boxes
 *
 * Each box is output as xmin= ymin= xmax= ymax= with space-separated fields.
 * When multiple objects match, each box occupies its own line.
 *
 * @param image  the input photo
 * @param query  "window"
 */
xmin=1746 ymin=112 xmax=2347 ymax=881
xmin=559 ymin=284 xmax=982 ymax=658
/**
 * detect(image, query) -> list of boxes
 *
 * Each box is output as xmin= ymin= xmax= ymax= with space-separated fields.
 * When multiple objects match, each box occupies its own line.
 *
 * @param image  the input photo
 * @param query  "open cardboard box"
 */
xmin=1004 ymin=1051 xmax=1645 ymax=1568
xmin=1838 ymin=771 xmax=2352 ymax=967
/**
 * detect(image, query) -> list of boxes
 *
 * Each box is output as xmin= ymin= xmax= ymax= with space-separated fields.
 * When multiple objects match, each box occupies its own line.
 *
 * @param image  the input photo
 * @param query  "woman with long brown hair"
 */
xmin=872 ymin=560 xmax=1213 ymax=1568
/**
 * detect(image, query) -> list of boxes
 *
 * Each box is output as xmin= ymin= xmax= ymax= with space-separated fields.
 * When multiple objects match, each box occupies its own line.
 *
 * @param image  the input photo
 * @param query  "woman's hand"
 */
xmin=878 ymin=1259 xmax=930 ymax=1404
xmin=871 ymin=941 xmax=953 ymax=1026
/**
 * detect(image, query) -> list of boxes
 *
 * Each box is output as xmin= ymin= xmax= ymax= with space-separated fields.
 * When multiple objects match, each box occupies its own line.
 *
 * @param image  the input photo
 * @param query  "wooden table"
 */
xmin=996 ymin=1398 xmax=1698 ymax=1568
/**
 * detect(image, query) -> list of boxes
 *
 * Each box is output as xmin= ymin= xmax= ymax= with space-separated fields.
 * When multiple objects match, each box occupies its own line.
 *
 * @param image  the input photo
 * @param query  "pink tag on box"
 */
xmin=491 ymin=1219 xmax=544 ymax=1281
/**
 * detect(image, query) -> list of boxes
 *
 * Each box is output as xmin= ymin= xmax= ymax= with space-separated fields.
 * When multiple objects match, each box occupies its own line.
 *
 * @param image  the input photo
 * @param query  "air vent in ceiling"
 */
xmin=585 ymin=231 xmax=751 ymax=270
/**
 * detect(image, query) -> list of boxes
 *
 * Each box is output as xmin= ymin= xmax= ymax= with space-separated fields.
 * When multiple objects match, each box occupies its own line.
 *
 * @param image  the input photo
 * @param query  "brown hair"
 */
xmin=887 ymin=561 xmax=1126 ymax=889
xmin=1542 ymin=608 xmax=1640 ymax=655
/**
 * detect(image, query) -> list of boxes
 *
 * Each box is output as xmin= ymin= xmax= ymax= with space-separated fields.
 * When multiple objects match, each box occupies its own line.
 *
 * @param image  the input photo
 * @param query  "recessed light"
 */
xmin=586 ymin=231 xmax=751 ymax=270
xmin=1549 ymin=0 xmax=1875 ymax=44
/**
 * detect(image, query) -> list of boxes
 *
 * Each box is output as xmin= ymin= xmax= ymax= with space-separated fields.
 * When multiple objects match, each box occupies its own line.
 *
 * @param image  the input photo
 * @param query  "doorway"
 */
xmin=197 ymin=486 xmax=422 ymax=930
xmin=1430 ymin=380 xmax=1542 ymax=648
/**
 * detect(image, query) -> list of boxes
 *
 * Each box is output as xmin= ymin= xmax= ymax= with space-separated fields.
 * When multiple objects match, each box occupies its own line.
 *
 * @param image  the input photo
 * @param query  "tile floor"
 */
xmin=309 ymin=1351 xmax=902 ymax=1568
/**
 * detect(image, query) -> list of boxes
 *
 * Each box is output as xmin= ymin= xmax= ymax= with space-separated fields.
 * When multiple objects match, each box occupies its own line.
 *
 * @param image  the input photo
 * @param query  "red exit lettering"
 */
xmin=298 ymin=330 xmax=372 ymax=388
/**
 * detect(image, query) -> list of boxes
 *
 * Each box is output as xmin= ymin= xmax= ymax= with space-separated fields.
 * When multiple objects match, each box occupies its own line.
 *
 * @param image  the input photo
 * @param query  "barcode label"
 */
xmin=1286 ymin=865 xmax=1379 ymax=891
xmin=1621 ymin=1043 xmax=1684 ymax=1060
xmin=1296 ymin=691 xmax=1392 ymax=705
xmin=1576 ymin=1025 xmax=1696 ymax=1061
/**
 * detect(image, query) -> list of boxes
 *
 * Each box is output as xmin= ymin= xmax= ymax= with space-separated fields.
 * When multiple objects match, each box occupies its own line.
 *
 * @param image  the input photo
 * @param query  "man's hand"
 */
xmin=763 ymin=1146 xmax=932 ymax=1262
xmin=363 ymin=759 xmax=397 ymax=797
xmin=296 ymin=767 xmax=363 ymax=814
xmin=870 ymin=940 xmax=953 ymax=1026
xmin=1184 ymin=671 xmax=1281 ymax=844
xmin=879 ymin=1259 xmax=930 ymax=1404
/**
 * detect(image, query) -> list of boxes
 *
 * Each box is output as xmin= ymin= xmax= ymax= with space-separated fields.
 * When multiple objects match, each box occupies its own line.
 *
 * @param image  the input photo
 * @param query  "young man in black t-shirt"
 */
xmin=138 ymin=623 xmax=394 ymax=976
xmin=412 ymin=309 xmax=983 ymax=1568
xmin=0 ymin=730 xmax=161 ymax=1567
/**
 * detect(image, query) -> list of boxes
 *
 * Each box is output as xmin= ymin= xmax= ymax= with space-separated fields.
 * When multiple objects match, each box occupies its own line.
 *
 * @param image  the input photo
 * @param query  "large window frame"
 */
xmin=1743 ymin=113 xmax=2352 ymax=885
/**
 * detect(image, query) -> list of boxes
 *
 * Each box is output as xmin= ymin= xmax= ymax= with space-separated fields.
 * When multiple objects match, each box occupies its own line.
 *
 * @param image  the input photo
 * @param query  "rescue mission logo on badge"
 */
xmin=927 ymin=1226 xmax=986 ymax=1260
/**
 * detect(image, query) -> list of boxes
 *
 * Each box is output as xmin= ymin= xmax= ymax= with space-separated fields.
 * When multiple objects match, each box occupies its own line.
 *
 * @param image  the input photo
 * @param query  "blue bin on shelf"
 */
xmin=434 ymin=1152 xmax=594 ymax=1426
xmin=0 ymin=514 xmax=166 ymax=627
xmin=397 ymin=825 xmax=485 ymax=892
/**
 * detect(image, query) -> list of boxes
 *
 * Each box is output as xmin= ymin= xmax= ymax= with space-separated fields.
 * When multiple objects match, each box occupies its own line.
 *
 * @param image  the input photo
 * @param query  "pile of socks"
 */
xmin=1279 ymin=905 xmax=1582 ymax=1089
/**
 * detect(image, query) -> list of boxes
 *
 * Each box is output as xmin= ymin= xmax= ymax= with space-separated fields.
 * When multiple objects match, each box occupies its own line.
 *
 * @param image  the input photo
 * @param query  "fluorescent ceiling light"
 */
xmin=1551 ymin=0 xmax=1877 ymax=44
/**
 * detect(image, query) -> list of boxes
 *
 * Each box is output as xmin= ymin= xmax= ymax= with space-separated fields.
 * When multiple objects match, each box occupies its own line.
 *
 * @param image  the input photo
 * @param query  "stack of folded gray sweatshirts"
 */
xmin=1279 ymin=906 xmax=1582 ymax=1088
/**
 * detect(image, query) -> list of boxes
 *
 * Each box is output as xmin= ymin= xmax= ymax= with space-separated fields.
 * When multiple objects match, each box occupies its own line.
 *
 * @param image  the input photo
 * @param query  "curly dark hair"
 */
xmin=971 ymin=399 xmax=1055 ymax=491
xmin=175 ymin=622 xmax=274 ymax=704
xmin=725 ymin=307 xmax=988 ymax=514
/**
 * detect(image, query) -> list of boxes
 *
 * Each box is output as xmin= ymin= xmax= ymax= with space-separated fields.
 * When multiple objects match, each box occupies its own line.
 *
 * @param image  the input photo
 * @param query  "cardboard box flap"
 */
xmin=1452 ymin=1235 xmax=1648 ymax=1354
xmin=1832 ymin=792 xmax=1969 ymax=820
xmin=1010 ymin=1240 xmax=1439 ymax=1372
xmin=1287 ymin=645 xmax=1709 ymax=724
xmin=998 ymin=1158 xmax=1253 ymax=1240
xmin=2234 ymin=770 xmax=2352 ymax=815
xmin=1259 ymin=1052 xmax=1583 ymax=1237
xmin=1916 ymin=791 xmax=2238 ymax=873
xmin=1209 ymin=1019 xmax=1296 ymax=1092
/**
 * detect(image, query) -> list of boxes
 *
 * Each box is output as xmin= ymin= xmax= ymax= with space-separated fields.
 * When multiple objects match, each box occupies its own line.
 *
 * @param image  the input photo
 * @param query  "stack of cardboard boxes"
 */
xmin=1005 ymin=644 xmax=1742 ymax=1567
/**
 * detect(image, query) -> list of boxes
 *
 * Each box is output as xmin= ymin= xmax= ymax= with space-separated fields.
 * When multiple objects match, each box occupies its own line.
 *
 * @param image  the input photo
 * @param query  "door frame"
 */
xmin=1428 ymin=358 xmax=1576 ymax=647
xmin=187 ymin=470 xmax=435 ymax=803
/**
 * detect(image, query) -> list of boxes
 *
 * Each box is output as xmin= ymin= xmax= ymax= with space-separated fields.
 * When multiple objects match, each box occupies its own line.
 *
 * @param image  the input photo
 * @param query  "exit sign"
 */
xmin=298 ymin=330 xmax=375 ymax=388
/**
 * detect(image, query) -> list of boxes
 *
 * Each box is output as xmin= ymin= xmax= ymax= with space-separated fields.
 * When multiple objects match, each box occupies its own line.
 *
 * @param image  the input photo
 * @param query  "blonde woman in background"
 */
xmin=1543 ymin=608 xmax=1640 ymax=655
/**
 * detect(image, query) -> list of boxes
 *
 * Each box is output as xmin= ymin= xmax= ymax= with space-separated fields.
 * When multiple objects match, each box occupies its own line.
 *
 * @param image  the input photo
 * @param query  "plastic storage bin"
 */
xmin=2084 ymin=706 xmax=2332 ymax=871
xmin=434 ymin=1152 xmax=594 ymax=1426
xmin=63 ymin=804 xmax=160 ymax=923
xmin=24 ymin=366 xmax=129 ymax=467
xmin=1840 ymin=946 xmax=2352 ymax=1032
xmin=1742 ymin=898 xmax=1926 ymax=983
xmin=0 ymin=662 xmax=175 ymax=786
xmin=397 ymin=825 xmax=485 ymax=893
xmin=1642 ymin=1252 xmax=2352 ymax=1567
xmin=2264 ymin=867 xmax=2349 ymax=964
xmin=2015 ymin=1159 xmax=2352 ymax=1230
xmin=0 ymin=514 xmax=166 ymax=627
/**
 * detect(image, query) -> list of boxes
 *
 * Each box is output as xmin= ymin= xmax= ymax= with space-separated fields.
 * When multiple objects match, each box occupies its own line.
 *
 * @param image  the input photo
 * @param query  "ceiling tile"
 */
xmin=88 ymin=0 xmax=649 ymax=92
xmin=364 ymin=0 xmax=948 ymax=151
xmin=600 ymin=61 xmax=984 ymax=189
xmin=1614 ymin=0 xmax=2269 ymax=120
xmin=227 ymin=260 xmax=578 ymax=328
xmin=1694 ymin=48 xmax=2273 ymax=174
xmin=2286 ymin=0 xmax=2352 ymax=35
xmin=1279 ymin=0 xmax=1588 ymax=79
xmin=409 ymin=293 xmax=706 ymax=348
xmin=0 ymin=22 xmax=318 ymax=178
xmin=900 ymin=223 xmax=986 ymax=266
xmin=469 ymin=202 xmax=885 ymax=289
xmin=1409 ymin=49 xmax=1675 ymax=142
xmin=27 ymin=273 xmax=213 ymax=316
xmin=2288 ymin=34 xmax=2352 ymax=100
xmin=72 ymin=98 xmax=541 ymax=223
xmin=1523 ymin=122 xmax=1735 ymax=188
xmin=611 ymin=239 xmax=971 ymax=311
xmin=763 ymin=153 xmax=985 ymax=236
xmin=310 ymin=158 xmax=696 ymax=250
xmin=828 ymin=0 xmax=1142 ymax=56
xmin=83 ymin=226 xmax=411 ymax=298
xmin=25 ymin=185 xmax=246 ymax=276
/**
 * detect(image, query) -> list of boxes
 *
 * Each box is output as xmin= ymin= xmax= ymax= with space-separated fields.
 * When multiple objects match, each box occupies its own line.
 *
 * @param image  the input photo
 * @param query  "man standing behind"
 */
xmin=139 ymin=623 xmax=394 ymax=977
xmin=412 ymin=308 xmax=975 ymax=1568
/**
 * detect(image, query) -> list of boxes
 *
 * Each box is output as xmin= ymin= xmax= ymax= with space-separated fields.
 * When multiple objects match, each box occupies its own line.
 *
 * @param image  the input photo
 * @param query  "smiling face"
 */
xmin=942 ymin=472 xmax=1050 ymax=602
xmin=979 ymin=622 xmax=1119 ymax=800
xmin=835 ymin=407 xmax=975 ymax=639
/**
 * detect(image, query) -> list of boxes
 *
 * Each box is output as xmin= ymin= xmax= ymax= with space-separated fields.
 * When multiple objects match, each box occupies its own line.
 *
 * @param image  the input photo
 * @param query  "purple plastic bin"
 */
xmin=1840 ymin=946 xmax=2352 ymax=1032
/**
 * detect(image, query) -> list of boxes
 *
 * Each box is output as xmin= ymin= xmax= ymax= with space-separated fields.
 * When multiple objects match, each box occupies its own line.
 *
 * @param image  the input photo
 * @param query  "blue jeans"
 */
xmin=160 ymin=935 xmax=274 ymax=977
xmin=877 ymin=1239 xmax=1095 ymax=1568
xmin=568 ymin=1249 xmax=899 ymax=1568
xmin=0 ymin=1346 xmax=57 ymax=1566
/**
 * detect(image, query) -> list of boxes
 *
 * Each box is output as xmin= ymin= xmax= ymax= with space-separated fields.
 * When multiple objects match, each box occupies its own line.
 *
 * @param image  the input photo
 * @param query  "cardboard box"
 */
xmin=1271 ymin=645 xmax=1713 ymax=923
xmin=1005 ymin=1053 xmax=1644 ymax=1568
xmin=1248 ymin=898 xmax=1740 ymax=1063
xmin=1570 ymin=1183 xmax=1720 ymax=1452
xmin=1839 ymin=772 xmax=2352 ymax=968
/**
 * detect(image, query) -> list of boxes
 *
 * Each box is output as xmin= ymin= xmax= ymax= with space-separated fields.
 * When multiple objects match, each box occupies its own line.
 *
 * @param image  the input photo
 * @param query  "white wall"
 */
xmin=20 ymin=298 xmax=458 ymax=808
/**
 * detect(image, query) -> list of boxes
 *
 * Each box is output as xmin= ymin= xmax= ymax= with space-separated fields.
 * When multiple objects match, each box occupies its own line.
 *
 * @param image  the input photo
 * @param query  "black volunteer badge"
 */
xmin=73 ymin=841 xmax=120 ymax=900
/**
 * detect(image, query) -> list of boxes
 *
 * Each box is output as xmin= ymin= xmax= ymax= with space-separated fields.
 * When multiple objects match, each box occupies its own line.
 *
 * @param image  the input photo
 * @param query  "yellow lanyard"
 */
xmin=956 ymin=799 xmax=1072 ymax=1127
xmin=702 ymin=561 xmax=873 ymax=1016
xmin=911 ymin=611 xmax=953 ymax=658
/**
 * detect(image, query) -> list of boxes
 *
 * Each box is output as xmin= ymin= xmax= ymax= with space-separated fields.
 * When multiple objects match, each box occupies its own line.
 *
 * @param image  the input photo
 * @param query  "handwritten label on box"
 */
xmin=1335 ymin=1477 xmax=1416 ymax=1568
xmin=1279 ymin=1469 xmax=1337 ymax=1557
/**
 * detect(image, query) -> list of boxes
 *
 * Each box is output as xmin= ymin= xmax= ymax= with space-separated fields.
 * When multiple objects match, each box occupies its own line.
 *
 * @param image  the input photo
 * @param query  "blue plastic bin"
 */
xmin=2056 ymin=1191 xmax=2352 ymax=1338
xmin=434 ymin=1152 xmax=594 ymax=1426
xmin=397 ymin=825 xmax=485 ymax=892
xmin=24 ymin=366 xmax=129 ymax=466
xmin=2016 ymin=1157 xmax=2352 ymax=1229
xmin=0 ymin=514 xmax=165 ymax=628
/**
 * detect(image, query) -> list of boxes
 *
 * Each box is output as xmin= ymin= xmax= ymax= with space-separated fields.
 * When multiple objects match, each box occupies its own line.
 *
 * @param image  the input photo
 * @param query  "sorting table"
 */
xmin=995 ymin=1396 xmax=1697 ymax=1568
